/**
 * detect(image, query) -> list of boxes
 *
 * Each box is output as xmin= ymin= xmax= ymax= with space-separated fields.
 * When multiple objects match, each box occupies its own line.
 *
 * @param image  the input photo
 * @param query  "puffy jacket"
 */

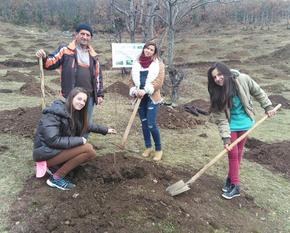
xmin=211 ymin=69 xmax=273 ymax=141
xmin=33 ymin=100 xmax=108 ymax=161
xmin=43 ymin=40 xmax=103 ymax=103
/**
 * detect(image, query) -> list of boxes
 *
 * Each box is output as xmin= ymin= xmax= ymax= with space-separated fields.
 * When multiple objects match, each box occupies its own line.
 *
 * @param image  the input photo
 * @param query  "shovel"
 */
xmin=39 ymin=58 xmax=46 ymax=110
xmin=120 ymin=98 xmax=142 ymax=149
xmin=166 ymin=104 xmax=281 ymax=196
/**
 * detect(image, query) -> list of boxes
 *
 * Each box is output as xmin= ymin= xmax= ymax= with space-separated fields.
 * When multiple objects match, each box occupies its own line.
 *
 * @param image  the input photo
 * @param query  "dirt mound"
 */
xmin=104 ymin=81 xmax=130 ymax=98
xmin=0 ymin=46 xmax=9 ymax=55
xmin=158 ymin=105 xmax=205 ymax=129
xmin=0 ymin=89 xmax=13 ymax=93
xmin=183 ymin=98 xmax=210 ymax=115
xmin=20 ymin=82 xmax=57 ymax=97
xmin=252 ymin=44 xmax=290 ymax=64
xmin=0 ymin=107 xmax=41 ymax=138
xmin=9 ymin=154 xmax=269 ymax=233
xmin=0 ymin=59 xmax=37 ymax=67
xmin=3 ymin=70 xmax=36 ymax=83
xmin=245 ymin=138 xmax=290 ymax=178
xmin=271 ymin=44 xmax=290 ymax=60
xmin=269 ymin=95 xmax=290 ymax=109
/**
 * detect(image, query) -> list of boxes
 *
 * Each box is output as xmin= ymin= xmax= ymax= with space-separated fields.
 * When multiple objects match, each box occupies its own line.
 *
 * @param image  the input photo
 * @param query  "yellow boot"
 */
xmin=153 ymin=150 xmax=163 ymax=161
xmin=142 ymin=148 xmax=153 ymax=158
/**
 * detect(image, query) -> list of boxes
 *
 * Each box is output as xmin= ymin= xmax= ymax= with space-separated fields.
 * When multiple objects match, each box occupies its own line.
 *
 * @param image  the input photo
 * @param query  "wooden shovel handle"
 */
xmin=186 ymin=104 xmax=282 ymax=185
xmin=39 ymin=58 xmax=46 ymax=110
xmin=120 ymin=98 xmax=142 ymax=148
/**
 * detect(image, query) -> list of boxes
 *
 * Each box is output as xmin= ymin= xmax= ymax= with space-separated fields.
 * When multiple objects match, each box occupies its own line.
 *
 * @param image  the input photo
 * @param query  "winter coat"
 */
xmin=43 ymin=40 xmax=103 ymax=103
xmin=33 ymin=100 xmax=108 ymax=162
xmin=211 ymin=69 xmax=273 ymax=141
xmin=129 ymin=59 xmax=165 ymax=104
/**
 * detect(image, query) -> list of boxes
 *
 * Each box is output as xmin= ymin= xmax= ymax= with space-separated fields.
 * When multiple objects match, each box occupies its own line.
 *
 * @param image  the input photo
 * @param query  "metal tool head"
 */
xmin=166 ymin=180 xmax=191 ymax=196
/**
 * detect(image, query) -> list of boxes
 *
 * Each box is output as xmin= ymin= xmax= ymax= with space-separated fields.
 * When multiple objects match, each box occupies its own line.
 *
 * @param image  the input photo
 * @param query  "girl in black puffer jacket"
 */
xmin=33 ymin=87 xmax=116 ymax=190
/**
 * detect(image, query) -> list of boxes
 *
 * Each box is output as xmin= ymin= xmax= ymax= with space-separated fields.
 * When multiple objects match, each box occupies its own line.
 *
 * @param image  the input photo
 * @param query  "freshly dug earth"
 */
xmin=20 ymin=82 xmax=58 ymax=97
xmin=2 ymin=70 xmax=36 ymax=83
xmin=0 ymin=59 xmax=37 ymax=67
xmin=268 ymin=94 xmax=290 ymax=109
xmin=157 ymin=100 xmax=208 ymax=129
xmin=245 ymin=138 xmax=290 ymax=178
xmin=9 ymin=153 xmax=270 ymax=233
xmin=0 ymin=106 xmax=41 ymax=138
xmin=104 ymin=81 xmax=130 ymax=98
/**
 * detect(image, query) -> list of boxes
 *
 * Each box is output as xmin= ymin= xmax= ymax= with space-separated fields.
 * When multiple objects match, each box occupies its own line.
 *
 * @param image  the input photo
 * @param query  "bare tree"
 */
xmin=154 ymin=0 xmax=240 ymax=102
xmin=110 ymin=0 xmax=138 ymax=42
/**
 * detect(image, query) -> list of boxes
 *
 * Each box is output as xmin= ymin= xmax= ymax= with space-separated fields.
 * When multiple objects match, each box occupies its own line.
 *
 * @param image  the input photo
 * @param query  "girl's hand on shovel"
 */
xmin=266 ymin=109 xmax=277 ymax=118
xmin=108 ymin=128 xmax=117 ymax=134
xmin=136 ymin=90 xmax=146 ymax=98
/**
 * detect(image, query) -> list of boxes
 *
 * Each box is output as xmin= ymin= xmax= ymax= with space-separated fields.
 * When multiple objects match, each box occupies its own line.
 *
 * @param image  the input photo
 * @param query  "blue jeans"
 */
xmin=138 ymin=95 xmax=161 ymax=151
xmin=87 ymin=96 xmax=95 ymax=124
xmin=84 ymin=96 xmax=95 ymax=138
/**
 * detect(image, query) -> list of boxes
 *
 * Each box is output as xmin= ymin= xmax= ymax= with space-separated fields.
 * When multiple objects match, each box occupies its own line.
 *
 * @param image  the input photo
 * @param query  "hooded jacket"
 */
xmin=33 ymin=100 xmax=108 ymax=161
xmin=211 ymin=69 xmax=272 ymax=142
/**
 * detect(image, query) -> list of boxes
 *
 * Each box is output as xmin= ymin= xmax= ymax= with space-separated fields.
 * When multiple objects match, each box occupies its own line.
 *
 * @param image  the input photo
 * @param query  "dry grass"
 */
xmin=1 ymin=21 xmax=290 ymax=232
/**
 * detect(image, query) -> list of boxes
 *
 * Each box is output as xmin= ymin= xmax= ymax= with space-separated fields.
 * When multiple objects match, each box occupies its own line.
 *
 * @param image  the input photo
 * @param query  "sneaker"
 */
xmin=222 ymin=177 xmax=231 ymax=192
xmin=142 ymin=148 xmax=153 ymax=158
xmin=222 ymin=184 xmax=240 ymax=200
xmin=46 ymin=176 xmax=76 ymax=191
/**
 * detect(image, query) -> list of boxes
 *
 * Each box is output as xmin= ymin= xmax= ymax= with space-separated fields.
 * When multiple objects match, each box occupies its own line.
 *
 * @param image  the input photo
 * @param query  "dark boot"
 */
xmin=222 ymin=184 xmax=240 ymax=200
xmin=222 ymin=177 xmax=231 ymax=192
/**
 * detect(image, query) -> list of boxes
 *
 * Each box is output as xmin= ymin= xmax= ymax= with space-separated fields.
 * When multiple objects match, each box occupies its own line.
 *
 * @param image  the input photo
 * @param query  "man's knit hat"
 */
xmin=76 ymin=23 xmax=93 ymax=37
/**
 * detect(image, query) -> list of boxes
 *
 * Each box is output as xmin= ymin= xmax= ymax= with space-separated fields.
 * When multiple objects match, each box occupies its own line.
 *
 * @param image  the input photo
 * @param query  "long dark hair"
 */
xmin=207 ymin=62 xmax=237 ymax=112
xmin=66 ymin=87 xmax=89 ymax=136
xmin=139 ymin=41 xmax=159 ymax=61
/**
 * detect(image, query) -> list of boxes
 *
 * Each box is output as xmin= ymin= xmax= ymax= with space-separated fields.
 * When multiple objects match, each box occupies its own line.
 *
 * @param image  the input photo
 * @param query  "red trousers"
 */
xmin=228 ymin=131 xmax=248 ymax=184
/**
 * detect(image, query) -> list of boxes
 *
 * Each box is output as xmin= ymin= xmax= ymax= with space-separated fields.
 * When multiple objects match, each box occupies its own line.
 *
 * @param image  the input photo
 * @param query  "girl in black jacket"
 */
xmin=33 ymin=87 xmax=116 ymax=190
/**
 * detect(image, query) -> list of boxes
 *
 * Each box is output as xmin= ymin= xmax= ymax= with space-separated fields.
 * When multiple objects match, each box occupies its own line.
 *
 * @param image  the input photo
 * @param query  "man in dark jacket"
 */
xmin=35 ymin=23 xmax=103 ymax=131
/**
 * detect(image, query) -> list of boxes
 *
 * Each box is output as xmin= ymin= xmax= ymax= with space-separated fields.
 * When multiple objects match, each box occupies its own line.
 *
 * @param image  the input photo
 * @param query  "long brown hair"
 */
xmin=66 ymin=87 xmax=89 ymax=136
xmin=207 ymin=62 xmax=237 ymax=112
xmin=139 ymin=41 xmax=159 ymax=61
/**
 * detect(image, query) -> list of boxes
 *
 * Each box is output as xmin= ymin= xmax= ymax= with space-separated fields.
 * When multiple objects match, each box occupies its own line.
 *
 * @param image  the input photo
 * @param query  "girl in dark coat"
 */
xmin=33 ymin=87 xmax=116 ymax=190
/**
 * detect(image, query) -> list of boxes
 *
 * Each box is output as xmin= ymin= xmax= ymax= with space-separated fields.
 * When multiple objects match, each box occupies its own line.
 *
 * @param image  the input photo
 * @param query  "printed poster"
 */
xmin=112 ymin=43 xmax=144 ymax=68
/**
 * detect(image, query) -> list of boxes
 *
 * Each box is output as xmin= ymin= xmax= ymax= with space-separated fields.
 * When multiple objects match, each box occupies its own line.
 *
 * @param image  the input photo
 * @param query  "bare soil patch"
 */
xmin=0 ymin=89 xmax=13 ymax=93
xmin=245 ymin=138 xmax=290 ymax=178
xmin=0 ymin=145 xmax=9 ymax=154
xmin=19 ymin=82 xmax=57 ymax=97
xmin=157 ymin=105 xmax=205 ymax=129
xmin=2 ymin=70 xmax=36 ymax=83
xmin=0 ymin=106 xmax=41 ymax=138
xmin=269 ymin=94 xmax=290 ymax=109
xmin=251 ymin=43 xmax=290 ymax=64
xmin=9 ymin=154 xmax=269 ymax=233
xmin=104 ymin=81 xmax=130 ymax=98
xmin=0 ymin=59 xmax=37 ymax=67
xmin=0 ymin=46 xmax=10 ymax=55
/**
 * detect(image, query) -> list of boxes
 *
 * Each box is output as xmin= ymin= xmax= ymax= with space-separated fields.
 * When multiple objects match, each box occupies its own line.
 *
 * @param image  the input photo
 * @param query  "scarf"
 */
xmin=139 ymin=54 xmax=153 ymax=68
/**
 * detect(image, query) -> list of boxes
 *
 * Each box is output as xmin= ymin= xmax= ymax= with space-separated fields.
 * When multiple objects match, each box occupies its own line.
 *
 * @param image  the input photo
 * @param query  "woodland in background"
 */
xmin=1 ymin=0 xmax=290 ymax=35
xmin=2 ymin=0 xmax=290 ymax=102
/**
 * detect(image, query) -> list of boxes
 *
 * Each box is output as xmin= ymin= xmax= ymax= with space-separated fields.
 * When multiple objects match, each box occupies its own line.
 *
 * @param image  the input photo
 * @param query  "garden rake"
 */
xmin=166 ymin=104 xmax=281 ymax=196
